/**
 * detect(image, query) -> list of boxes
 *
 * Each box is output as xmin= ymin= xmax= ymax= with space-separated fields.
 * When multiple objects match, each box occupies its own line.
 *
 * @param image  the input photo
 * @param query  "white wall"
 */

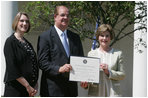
xmin=1 ymin=1 xmax=18 ymax=96
xmin=133 ymin=1 xmax=147 ymax=97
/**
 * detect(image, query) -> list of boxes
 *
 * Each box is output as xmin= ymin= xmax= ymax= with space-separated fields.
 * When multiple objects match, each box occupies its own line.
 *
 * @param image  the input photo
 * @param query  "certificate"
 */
xmin=69 ymin=56 xmax=100 ymax=83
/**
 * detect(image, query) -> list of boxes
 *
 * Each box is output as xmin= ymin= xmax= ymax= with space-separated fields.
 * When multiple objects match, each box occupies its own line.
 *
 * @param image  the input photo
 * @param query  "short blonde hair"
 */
xmin=96 ymin=24 xmax=114 ymax=40
xmin=12 ymin=12 xmax=30 ymax=33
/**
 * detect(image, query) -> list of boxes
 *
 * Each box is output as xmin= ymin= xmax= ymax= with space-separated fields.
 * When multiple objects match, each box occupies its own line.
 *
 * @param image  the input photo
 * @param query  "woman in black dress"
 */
xmin=3 ymin=12 xmax=39 ymax=97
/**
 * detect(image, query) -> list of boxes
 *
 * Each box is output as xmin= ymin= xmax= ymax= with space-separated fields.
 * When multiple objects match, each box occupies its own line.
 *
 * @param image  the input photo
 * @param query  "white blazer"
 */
xmin=87 ymin=48 xmax=125 ymax=97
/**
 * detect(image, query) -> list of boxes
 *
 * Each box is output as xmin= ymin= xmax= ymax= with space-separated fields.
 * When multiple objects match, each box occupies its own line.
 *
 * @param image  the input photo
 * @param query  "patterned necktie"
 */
xmin=61 ymin=32 xmax=70 ymax=57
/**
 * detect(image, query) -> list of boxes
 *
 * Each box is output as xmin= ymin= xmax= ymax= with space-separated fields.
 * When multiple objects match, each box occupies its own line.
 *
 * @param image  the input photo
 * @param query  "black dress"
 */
xmin=3 ymin=34 xmax=39 ymax=97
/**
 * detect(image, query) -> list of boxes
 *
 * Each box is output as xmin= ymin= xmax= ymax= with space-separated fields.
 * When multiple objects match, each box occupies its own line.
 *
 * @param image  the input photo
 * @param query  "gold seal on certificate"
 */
xmin=69 ymin=56 xmax=100 ymax=83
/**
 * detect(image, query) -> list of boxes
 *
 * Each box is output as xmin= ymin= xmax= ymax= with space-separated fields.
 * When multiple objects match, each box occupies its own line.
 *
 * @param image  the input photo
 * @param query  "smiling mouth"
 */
xmin=102 ymin=41 xmax=107 ymax=43
xmin=22 ymin=28 xmax=27 ymax=30
xmin=62 ymin=21 xmax=68 ymax=23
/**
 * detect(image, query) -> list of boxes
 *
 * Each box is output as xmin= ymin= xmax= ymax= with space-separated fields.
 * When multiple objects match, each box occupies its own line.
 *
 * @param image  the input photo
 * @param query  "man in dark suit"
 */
xmin=37 ymin=5 xmax=84 ymax=97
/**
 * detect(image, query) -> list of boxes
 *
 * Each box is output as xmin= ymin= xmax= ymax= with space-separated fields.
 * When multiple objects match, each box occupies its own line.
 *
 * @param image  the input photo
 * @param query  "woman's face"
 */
xmin=98 ymin=31 xmax=111 ymax=48
xmin=16 ymin=14 xmax=29 ymax=33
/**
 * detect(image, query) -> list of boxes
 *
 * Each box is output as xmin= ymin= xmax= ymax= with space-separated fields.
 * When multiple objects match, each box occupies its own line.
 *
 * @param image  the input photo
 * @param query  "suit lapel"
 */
xmin=51 ymin=27 xmax=68 ymax=57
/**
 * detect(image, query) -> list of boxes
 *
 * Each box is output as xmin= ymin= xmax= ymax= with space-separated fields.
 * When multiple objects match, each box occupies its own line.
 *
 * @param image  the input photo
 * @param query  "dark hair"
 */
xmin=96 ymin=24 xmax=114 ymax=40
xmin=12 ymin=12 xmax=30 ymax=33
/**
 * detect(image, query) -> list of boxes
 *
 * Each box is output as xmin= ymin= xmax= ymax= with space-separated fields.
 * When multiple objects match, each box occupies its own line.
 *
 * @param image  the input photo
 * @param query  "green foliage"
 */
xmin=22 ymin=1 xmax=147 ymax=47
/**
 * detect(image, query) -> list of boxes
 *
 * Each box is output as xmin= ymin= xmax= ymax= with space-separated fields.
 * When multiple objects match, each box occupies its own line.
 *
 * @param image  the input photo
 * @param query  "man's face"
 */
xmin=54 ymin=6 xmax=69 ymax=31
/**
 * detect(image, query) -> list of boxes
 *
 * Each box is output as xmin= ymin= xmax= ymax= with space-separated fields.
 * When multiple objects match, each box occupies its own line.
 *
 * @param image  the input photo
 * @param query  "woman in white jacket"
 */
xmin=81 ymin=24 xmax=125 ymax=97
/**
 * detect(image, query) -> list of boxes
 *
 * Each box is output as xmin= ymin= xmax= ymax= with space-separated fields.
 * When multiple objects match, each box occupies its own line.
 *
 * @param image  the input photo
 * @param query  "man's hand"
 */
xmin=59 ymin=64 xmax=72 ymax=73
